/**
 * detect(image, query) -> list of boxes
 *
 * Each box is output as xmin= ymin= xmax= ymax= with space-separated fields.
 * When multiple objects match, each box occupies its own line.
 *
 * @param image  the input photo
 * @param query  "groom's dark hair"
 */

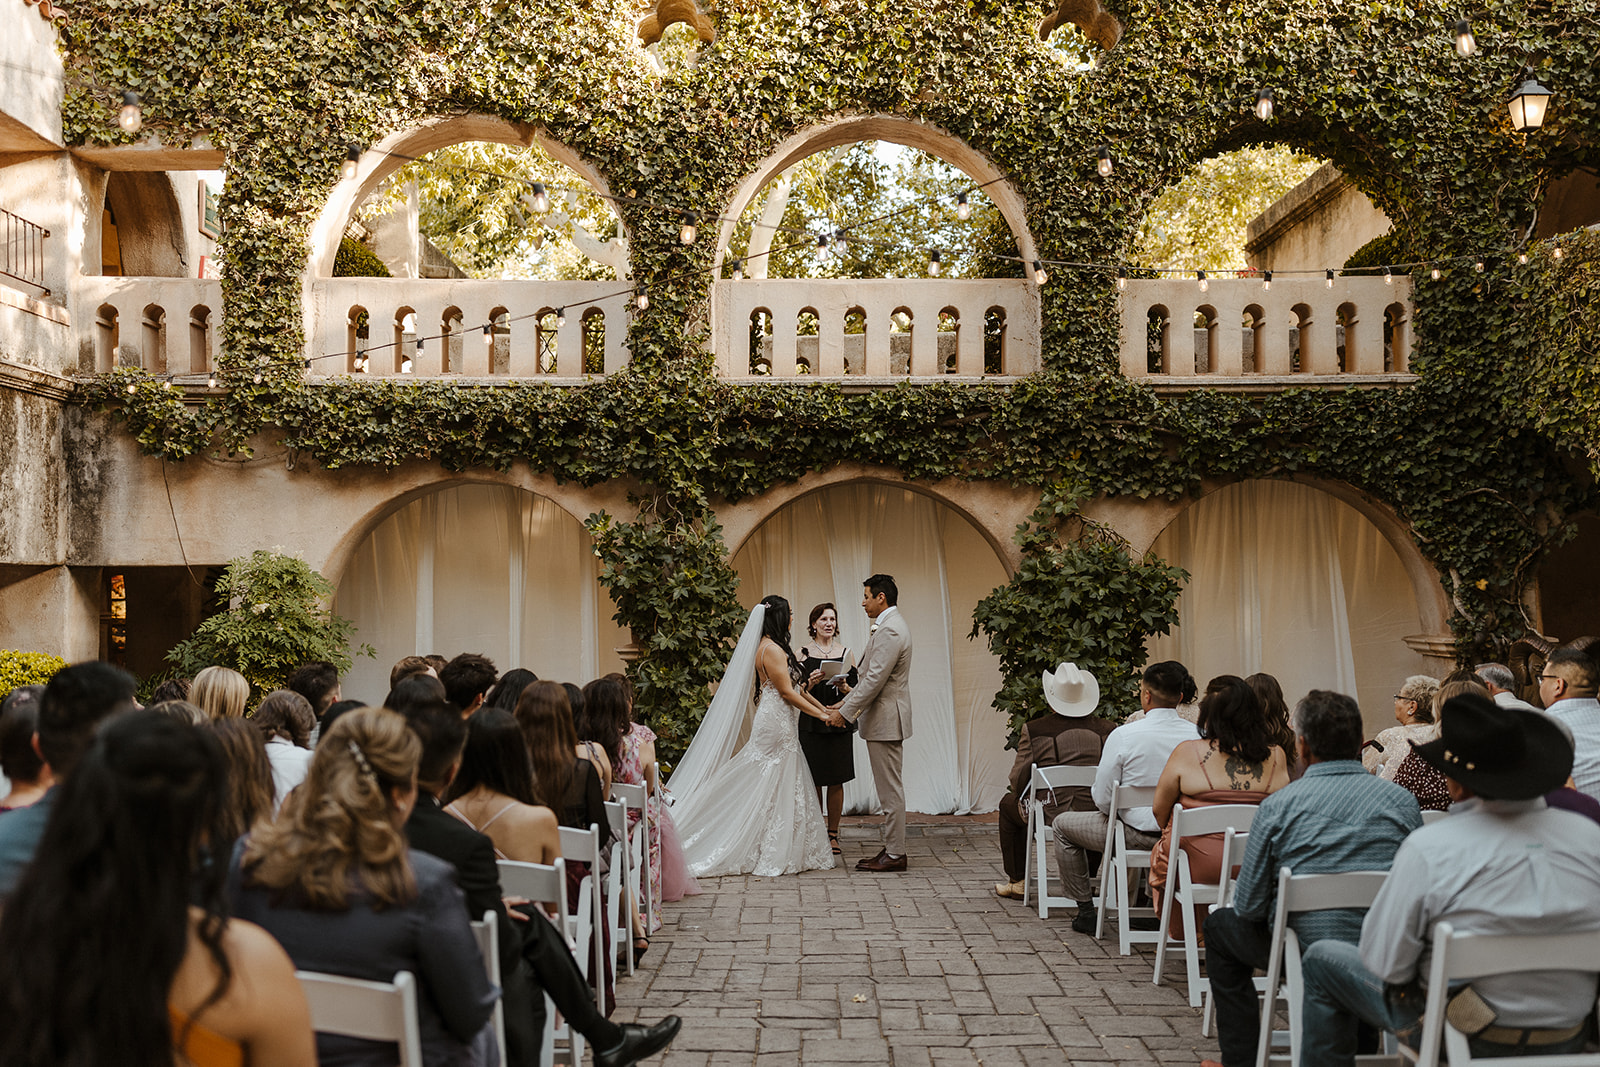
xmin=864 ymin=574 xmax=898 ymax=606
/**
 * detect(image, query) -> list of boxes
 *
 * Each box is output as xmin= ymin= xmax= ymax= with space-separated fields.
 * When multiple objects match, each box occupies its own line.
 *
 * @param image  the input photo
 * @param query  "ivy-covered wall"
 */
xmin=60 ymin=0 xmax=1600 ymax=744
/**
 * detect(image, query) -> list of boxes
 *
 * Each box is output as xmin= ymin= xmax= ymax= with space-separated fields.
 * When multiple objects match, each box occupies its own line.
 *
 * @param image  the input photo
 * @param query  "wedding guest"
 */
xmin=798 ymin=602 xmax=858 ymax=856
xmin=318 ymin=698 xmax=365 ymax=741
xmin=516 ymin=681 xmax=613 ymax=855
xmin=0 ymin=686 xmax=50 ymax=811
xmin=191 ymin=665 xmax=249 ymax=720
xmin=443 ymin=707 xmax=562 ymax=866
xmin=423 ymin=654 xmax=449 ymax=676
xmin=389 ymin=654 xmax=435 ymax=690
xmin=1388 ymin=677 xmax=1489 ymax=811
xmin=210 ymin=717 xmax=275 ymax=843
xmin=569 ymin=682 xmax=611 ymax=792
xmin=1537 ymin=646 xmax=1600 ymax=796
xmin=253 ymin=689 xmax=316 ymax=807
xmin=1245 ymin=673 xmax=1297 ymax=776
xmin=386 ymin=672 xmax=449 ymax=715
xmin=1474 ymin=661 xmax=1536 ymax=711
xmin=487 ymin=668 xmax=539 ymax=711
xmin=995 ymin=663 xmax=1114 ymax=901
xmin=149 ymin=676 xmax=192 ymax=704
xmin=0 ymin=710 xmax=316 ymax=1066
xmin=1362 ymin=675 xmax=1438 ymax=776
xmin=1150 ymin=675 xmax=1291 ymax=934
xmin=0 ymin=662 xmax=136 ymax=898
xmin=150 ymin=699 xmax=209 ymax=726
xmin=441 ymin=653 xmax=497 ymax=717
xmin=231 ymin=707 xmax=497 ymax=1067
xmin=288 ymin=660 xmax=341 ymax=746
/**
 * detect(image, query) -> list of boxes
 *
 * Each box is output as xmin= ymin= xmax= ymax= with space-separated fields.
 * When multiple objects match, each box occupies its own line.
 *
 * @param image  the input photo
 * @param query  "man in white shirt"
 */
xmin=1473 ymin=662 xmax=1536 ymax=712
xmin=1051 ymin=660 xmax=1199 ymax=933
xmin=1298 ymin=692 xmax=1600 ymax=1067
xmin=1536 ymin=647 xmax=1600 ymax=796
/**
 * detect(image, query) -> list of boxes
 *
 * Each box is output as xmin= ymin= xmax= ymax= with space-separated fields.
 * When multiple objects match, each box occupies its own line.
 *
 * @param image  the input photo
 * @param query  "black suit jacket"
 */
xmin=406 ymin=793 xmax=524 ymax=979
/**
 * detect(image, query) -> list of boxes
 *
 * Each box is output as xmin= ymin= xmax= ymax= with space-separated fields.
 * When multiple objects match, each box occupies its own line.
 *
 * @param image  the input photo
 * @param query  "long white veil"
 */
xmin=666 ymin=603 xmax=765 ymax=807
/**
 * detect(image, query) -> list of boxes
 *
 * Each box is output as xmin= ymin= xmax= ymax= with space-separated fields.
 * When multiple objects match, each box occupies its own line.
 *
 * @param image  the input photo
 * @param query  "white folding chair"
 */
xmin=604 ymin=799 xmax=634 ymax=976
xmin=1199 ymin=826 xmax=1250 ymax=1036
xmin=1020 ymin=763 xmax=1100 ymax=917
xmin=1420 ymin=809 xmax=1449 ymax=825
xmin=498 ymin=858 xmax=582 ymax=1067
xmin=470 ymin=909 xmax=507 ymax=1063
xmin=1153 ymin=803 xmax=1260 ymax=1006
xmin=296 ymin=969 xmax=424 ymax=1067
xmin=1407 ymin=923 xmax=1600 ymax=1067
xmin=1094 ymin=783 xmax=1161 ymax=954
xmin=558 ymin=822 xmax=605 ymax=998
xmin=612 ymin=781 xmax=652 ymax=960
xmin=1254 ymin=867 xmax=1391 ymax=1067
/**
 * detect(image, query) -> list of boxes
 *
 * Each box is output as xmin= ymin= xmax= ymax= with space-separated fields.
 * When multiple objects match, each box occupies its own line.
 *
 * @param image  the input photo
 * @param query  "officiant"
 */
xmin=798 ymin=603 xmax=858 ymax=858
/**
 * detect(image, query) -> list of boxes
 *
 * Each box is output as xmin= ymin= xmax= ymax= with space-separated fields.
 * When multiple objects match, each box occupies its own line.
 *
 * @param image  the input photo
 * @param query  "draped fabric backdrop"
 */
xmin=732 ymin=484 xmax=1010 ymax=815
xmin=334 ymin=485 xmax=627 ymax=705
xmin=1146 ymin=481 xmax=1430 ymax=737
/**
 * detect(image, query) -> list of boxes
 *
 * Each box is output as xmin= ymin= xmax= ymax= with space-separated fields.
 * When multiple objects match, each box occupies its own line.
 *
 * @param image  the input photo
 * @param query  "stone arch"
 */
xmin=306 ymin=114 xmax=623 ymax=278
xmin=710 ymin=114 xmax=1041 ymax=275
xmin=100 ymin=171 xmax=187 ymax=277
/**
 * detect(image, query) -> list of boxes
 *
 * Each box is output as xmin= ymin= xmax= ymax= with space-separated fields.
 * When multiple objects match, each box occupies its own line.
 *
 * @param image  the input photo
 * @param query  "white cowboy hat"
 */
xmin=1042 ymin=662 xmax=1099 ymax=717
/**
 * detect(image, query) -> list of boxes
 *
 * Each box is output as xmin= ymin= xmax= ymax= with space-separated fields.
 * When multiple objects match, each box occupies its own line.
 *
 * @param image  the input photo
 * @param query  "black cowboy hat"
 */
xmin=1411 ymin=692 xmax=1573 ymax=801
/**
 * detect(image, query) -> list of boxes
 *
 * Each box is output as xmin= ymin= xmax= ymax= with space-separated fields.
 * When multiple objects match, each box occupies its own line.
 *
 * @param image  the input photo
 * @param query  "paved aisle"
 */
xmin=613 ymin=818 xmax=1219 ymax=1067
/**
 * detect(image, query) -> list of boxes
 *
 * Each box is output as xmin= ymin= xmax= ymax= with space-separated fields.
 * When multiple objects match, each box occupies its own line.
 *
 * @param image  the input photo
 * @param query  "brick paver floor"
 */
xmin=613 ymin=816 xmax=1221 ymax=1067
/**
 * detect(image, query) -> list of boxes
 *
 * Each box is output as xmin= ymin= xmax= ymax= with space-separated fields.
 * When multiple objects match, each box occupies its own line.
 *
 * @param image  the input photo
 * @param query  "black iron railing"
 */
xmin=1 ymin=207 xmax=49 ymax=294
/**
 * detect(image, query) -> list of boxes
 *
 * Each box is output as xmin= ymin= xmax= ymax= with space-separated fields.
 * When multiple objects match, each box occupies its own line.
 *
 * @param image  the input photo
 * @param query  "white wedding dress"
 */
xmin=671 ymin=678 xmax=836 ymax=878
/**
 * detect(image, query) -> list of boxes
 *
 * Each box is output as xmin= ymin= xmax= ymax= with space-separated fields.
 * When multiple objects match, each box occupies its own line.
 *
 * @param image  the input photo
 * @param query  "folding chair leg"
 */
xmin=1181 ymin=892 xmax=1205 ymax=1007
xmin=1152 ymin=884 xmax=1174 ymax=984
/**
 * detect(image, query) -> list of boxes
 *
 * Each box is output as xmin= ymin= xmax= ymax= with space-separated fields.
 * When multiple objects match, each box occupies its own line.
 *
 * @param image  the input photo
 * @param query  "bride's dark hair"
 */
xmin=758 ymin=595 xmax=803 ymax=693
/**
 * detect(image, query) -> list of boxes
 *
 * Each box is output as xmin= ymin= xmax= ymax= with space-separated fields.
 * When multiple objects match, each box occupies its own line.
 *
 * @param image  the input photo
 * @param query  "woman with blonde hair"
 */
xmin=230 ymin=708 xmax=496 ymax=1067
xmin=191 ymin=666 xmax=250 ymax=721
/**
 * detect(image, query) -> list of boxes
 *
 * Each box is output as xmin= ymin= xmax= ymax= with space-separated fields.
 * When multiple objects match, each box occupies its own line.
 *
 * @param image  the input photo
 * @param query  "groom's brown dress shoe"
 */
xmin=858 ymin=852 xmax=907 ymax=872
xmin=855 ymin=849 xmax=889 ymax=870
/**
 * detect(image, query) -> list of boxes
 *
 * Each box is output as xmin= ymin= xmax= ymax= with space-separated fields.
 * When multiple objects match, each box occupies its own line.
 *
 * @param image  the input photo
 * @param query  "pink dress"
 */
xmin=619 ymin=724 xmax=700 ymax=928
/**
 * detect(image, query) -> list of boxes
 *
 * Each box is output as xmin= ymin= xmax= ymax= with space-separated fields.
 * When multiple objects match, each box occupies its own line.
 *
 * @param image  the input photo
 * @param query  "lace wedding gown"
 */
xmin=672 ymin=682 xmax=837 ymax=877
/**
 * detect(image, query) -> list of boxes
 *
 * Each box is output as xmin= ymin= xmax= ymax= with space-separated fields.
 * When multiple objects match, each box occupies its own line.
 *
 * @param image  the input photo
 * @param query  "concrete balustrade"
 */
xmin=712 ymin=278 xmax=1042 ymax=379
xmin=74 ymin=277 xmax=221 ymax=375
xmin=1118 ymin=275 xmax=1413 ymax=381
xmin=307 ymin=278 xmax=632 ymax=378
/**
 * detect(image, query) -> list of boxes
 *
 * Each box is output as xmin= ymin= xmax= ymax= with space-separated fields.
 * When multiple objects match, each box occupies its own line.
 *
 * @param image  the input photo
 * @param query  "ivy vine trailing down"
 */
xmin=65 ymin=0 xmax=1600 ymax=753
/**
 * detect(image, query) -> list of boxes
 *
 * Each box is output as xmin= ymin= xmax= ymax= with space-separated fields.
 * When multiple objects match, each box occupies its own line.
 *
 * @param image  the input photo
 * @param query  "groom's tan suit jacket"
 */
xmin=839 ymin=606 xmax=913 ymax=742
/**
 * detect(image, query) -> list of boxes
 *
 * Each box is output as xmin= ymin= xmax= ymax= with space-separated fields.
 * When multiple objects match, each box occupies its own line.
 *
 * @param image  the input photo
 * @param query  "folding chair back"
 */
xmin=1420 ymin=809 xmax=1449 ymax=825
xmin=1201 ymin=827 xmax=1252 ymax=1035
xmin=1096 ymin=783 xmax=1161 ymax=953
xmin=558 ymin=823 xmax=605 ymax=995
xmin=603 ymin=799 xmax=633 ymax=976
xmin=1021 ymin=763 xmax=1099 ymax=917
xmin=296 ymin=969 xmax=424 ymax=1067
xmin=470 ymin=910 xmax=507 ymax=1063
xmin=498 ymin=858 xmax=581 ymax=1066
xmin=1154 ymin=802 xmax=1260 ymax=1006
xmin=611 ymin=780 xmax=652 ymax=959
xmin=1412 ymin=923 xmax=1600 ymax=1067
xmin=1254 ymin=867 xmax=1391 ymax=1067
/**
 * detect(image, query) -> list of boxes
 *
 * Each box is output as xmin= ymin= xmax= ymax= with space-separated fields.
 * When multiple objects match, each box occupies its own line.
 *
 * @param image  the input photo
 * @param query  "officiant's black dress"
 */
xmin=798 ymin=647 xmax=857 ymax=787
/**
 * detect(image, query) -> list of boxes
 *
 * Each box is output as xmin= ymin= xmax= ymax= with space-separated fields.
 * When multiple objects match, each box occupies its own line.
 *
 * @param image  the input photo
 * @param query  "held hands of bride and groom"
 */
xmin=758 ymin=635 xmax=849 ymax=727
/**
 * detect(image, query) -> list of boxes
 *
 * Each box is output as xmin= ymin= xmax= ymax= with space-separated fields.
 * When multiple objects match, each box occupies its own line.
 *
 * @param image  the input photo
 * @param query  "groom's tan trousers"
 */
xmin=867 ymin=739 xmax=906 ymax=856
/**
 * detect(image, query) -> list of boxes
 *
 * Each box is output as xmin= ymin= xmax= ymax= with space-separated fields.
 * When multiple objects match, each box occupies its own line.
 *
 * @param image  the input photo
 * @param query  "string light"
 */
xmin=482 ymin=324 xmax=493 ymax=347
xmin=1553 ymin=246 xmax=1564 ymax=260
xmin=416 ymin=336 xmax=425 ymax=356
xmin=1262 ymin=270 xmax=1272 ymax=291
xmin=126 ymin=381 xmax=137 ymax=394
xmin=730 ymin=258 xmax=743 ymax=281
xmin=1475 ymin=260 xmax=1485 ymax=272
xmin=956 ymin=192 xmax=971 ymax=221
xmin=118 ymin=91 xmax=142 ymax=133
xmin=1254 ymin=88 xmax=1274 ymax=122
xmin=252 ymin=373 xmax=263 ymax=384
xmin=679 ymin=211 xmax=698 ymax=245
xmin=1116 ymin=266 xmax=1127 ymax=291
xmin=340 ymin=144 xmax=360 ymax=181
xmin=556 ymin=307 xmax=567 ymax=327
xmin=1325 ymin=269 xmax=1335 ymax=288
xmin=816 ymin=232 xmax=830 ymax=254
xmin=161 ymin=378 xmax=172 ymax=390
xmin=1384 ymin=266 xmax=1393 ymax=285
xmin=1032 ymin=260 xmax=1049 ymax=285
xmin=1518 ymin=251 xmax=1528 ymax=265
xmin=1453 ymin=19 xmax=1476 ymax=58
xmin=833 ymin=229 xmax=848 ymax=258
xmin=1096 ymin=147 xmax=1114 ymax=178
xmin=1197 ymin=269 xmax=1209 ymax=293
xmin=636 ymin=293 xmax=649 ymax=310
xmin=207 ymin=373 xmax=217 ymax=388
xmin=529 ymin=183 xmax=550 ymax=213
xmin=928 ymin=249 xmax=942 ymax=277
xmin=1432 ymin=266 xmax=1443 ymax=280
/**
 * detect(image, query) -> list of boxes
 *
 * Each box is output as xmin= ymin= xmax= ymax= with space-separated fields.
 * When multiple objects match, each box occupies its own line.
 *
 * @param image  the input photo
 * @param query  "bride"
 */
xmin=669 ymin=596 xmax=838 ymax=877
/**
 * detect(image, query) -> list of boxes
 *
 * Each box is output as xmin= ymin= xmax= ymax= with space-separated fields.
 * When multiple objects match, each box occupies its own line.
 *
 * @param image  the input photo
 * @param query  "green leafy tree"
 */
xmin=971 ymin=483 xmax=1188 ymax=745
xmin=168 ymin=550 xmax=373 ymax=695
xmin=0 ymin=651 xmax=67 ymax=693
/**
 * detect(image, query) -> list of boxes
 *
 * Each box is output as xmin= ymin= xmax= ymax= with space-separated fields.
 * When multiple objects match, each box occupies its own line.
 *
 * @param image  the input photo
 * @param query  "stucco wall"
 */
xmin=1244 ymin=163 xmax=1392 ymax=273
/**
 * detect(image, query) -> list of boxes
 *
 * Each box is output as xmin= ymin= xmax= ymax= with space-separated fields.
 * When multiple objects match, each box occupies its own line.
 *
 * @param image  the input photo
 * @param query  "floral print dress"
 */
xmin=618 ymin=723 xmax=699 ymax=931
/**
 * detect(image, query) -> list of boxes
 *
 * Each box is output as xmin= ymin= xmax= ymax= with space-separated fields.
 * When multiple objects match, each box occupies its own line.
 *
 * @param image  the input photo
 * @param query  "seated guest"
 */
xmin=150 ymin=699 xmax=209 ymax=726
xmin=0 ymin=710 xmax=315 ymax=1065
xmin=0 ymin=662 xmax=136 ymax=897
xmin=441 ymin=653 xmax=498 ymax=717
xmin=231 ymin=707 xmax=497 ymax=1067
xmin=287 ymin=660 xmax=341 ymax=746
xmin=148 ymin=676 xmax=193 ymax=704
xmin=444 ymin=708 xmax=562 ymax=865
xmin=1053 ymin=660 xmax=1200 ymax=934
xmin=1537 ymin=646 xmax=1600 ymax=797
xmin=399 ymin=697 xmax=682 ymax=1067
xmin=1362 ymin=675 xmax=1438 ymax=777
xmin=211 ymin=717 xmax=276 ymax=843
xmin=1299 ymin=693 xmax=1600 ymax=1067
xmin=516 ymin=681 xmax=613 ymax=855
xmin=1474 ymin=661 xmax=1537 ymax=711
xmin=0 ymin=686 xmax=51 ymax=811
xmin=994 ymin=663 xmax=1115 ymax=901
xmin=252 ymin=689 xmax=316 ymax=807
xmin=1246 ymin=673 xmax=1298 ymax=777
xmin=1388 ymin=678 xmax=1489 ymax=811
xmin=1150 ymin=676 xmax=1291 ymax=934
xmin=390 ymin=654 xmax=436 ymax=689
xmin=568 ymin=681 xmax=612 ymax=792
xmin=386 ymin=672 xmax=449 ymax=716
xmin=487 ymin=668 xmax=539 ymax=712
xmin=317 ymin=698 xmax=365 ymax=741
xmin=191 ymin=665 xmax=250 ymax=720
xmin=1199 ymin=690 xmax=1422 ymax=1067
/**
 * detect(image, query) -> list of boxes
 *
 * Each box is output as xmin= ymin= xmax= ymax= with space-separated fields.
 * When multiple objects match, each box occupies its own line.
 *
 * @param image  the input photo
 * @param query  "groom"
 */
xmin=833 ymin=573 xmax=913 ymax=872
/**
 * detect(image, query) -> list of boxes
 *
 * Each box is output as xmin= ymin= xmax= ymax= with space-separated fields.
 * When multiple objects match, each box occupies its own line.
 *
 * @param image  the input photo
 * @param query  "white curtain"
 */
xmin=733 ymin=483 xmax=1010 ymax=814
xmin=334 ymin=485 xmax=627 ymax=704
xmin=1146 ymin=480 xmax=1430 ymax=738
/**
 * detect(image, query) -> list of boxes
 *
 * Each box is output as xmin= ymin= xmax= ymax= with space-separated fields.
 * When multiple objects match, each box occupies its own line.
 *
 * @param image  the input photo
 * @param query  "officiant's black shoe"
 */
xmin=858 ymin=851 xmax=907 ymax=872
xmin=594 ymin=1016 xmax=682 ymax=1067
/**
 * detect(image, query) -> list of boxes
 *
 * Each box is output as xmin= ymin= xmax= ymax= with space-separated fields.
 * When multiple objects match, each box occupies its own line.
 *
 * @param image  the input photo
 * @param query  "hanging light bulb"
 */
xmin=636 ymin=293 xmax=649 ymax=310
xmin=482 ymin=324 xmax=494 ymax=347
xmin=126 ymin=381 xmax=137 ymax=394
xmin=340 ymin=144 xmax=361 ymax=181
xmin=1116 ymin=266 xmax=1128 ymax=291
xmin=529 ymin=183 xmax=550 ymax=213
xmin=556 ymin=306 xmax=567 ymax=327
xmin=1453 ymin=19 xmax=1476 ymax=58
xmin=1254 ymin=88 xmax=1275 ymax=122
xmin=1431 ymin=265 xmax=1442 ymax=280
xmin=1475 ymin=260 xmax=1485 ymax=272
xmin=1263 ymin=270 xmax=1272 ymax=291
xmin=816 ymin=232 xmax=830 ymax=255
xmin=1325 ymin=269 xmax=1335 ymax=288
xmin=161 ymin=378 xmax=172 ymax=390
xmin=833 ymin=229 xmax=848 ymax=258
xmin=416 ymin=335 xmax=425 ymax=356
xmin=252 ymin=373 xmax=263 ymax=384
xmin=207 ymin=373 xmax=217 ymax=388
xmin=679 ymin=211 xmax=698 ymax=245
xmin=1032 ymin=260 xmax=1049 ymax=285
xmin=1096 ymin=146 xmax=1113 ymax=178
xmin=928 ymin=249 xmax=942 ymax=277
xmin=956 ymin=192 xmax=971 ymax=220
xmin=1384 ymin=266 xmax=1393 ymax=285
xmin=731 ymin=258 xmax=743 ymax=281
xmin=1518 ymin=251 xmax=1529 ymax=265
xmin=1197 ymin=269 xmax=1209 ymax=292
xmin=118 ymin=91 xmax=143 ymax=133
xmin=1553 ymin=245 xmax=1565 ymax=260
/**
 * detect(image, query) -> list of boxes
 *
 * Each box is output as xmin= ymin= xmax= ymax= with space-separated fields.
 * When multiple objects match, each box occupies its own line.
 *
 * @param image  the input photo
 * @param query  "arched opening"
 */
xmin=393 ymin=307 xmax=417 ymax=375
xmin=730 ymin=482 xmax=1010 ymax=814
xmin=748 ymin=307 xmax=773 ymax=374
xmin=984 ymin=306 xmax=1006 ymax=375
xmin=140 ymin=304 xmax=167 ymax=373
xmin=188 ymin=305 xmax=212 ymax=374
xmin=1536 ymin=513 xmax=1600 ymax=643
xmin=891 ymin=306 xmax=913 ymax=375
xmin=1336 ymin=301 xmax=1358 ymax=372
xmin=332 ymin=484 xmax=628 ymax=703
xmin=844 ymin=307 xmax=866 ymax=374
xmin=1242 ymin=303 xmax=1266 ymax=373
xmin=100 ymin=172 xmax=188 ymax=277
xmin=1193 ymin=304 xmax=1218 ymax=374
xmin=1290 ymin=303 xmax=1313 ymax=372
xmin=938 ymin=306 xmax=960 ymax=373
xmin=1147 ymin=304 xmax=1171 ymax=373
xmin=535 ymin=308 xmax=561 ymax=373
xmin=1147 ymin=480 xmax=1432 ymax=737
xmin=94 ymin=303 xmax=119 ymax=372
xmin=1384 ymin=302 xmax=1409 ymax=373
xmin=345 ymin=306 xmax=370 ymax=374
xmin=440 ymin=306 xmax=464 ymax=374
xmin=580 ymin=308 xmax=605 ymax=374
xmin=486 ymin=306 xmax=510 ymax=375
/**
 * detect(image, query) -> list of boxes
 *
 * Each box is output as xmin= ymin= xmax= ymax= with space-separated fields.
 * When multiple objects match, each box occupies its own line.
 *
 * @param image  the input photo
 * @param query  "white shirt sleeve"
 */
xmin=1359 ymin=839 xmax=1432 ymax=985
xmin=1092 ymin=729 xmax=1126 ymax=814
